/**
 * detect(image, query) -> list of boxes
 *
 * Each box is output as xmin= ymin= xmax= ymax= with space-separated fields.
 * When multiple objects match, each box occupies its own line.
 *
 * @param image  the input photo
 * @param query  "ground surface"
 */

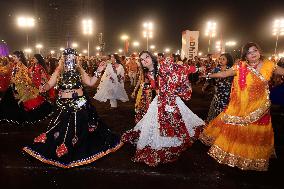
xmin=1 ymin=82 xmax=284 ymax=189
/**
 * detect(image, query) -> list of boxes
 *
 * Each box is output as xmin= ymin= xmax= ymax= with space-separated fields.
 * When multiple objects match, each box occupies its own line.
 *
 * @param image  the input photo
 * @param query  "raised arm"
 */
xmin=206 ymin=68 xmax=237 ymax=79
xmin=78 ymin=65 xmax=94 ymax=87
xmin=39 ymin=58 xmax=63 ymax=92
xmin=274 ymin=66 xmax=284 ymax=76
xmin=77 ymin=59 xmax=105 ymax=87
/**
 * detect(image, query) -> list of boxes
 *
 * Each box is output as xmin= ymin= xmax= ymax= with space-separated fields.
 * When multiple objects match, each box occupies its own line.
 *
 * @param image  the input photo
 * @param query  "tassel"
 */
xmin=34 ymin=133 xmax=47 ymax=143
xmin=56 ymin=143 xmax=68 ymax=157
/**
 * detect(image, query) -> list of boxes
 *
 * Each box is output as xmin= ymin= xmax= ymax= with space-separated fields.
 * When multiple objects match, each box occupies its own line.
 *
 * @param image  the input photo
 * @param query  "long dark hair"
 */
xmin=48 ymin=58 xmax=58 ymax=75
xmin=13 ymin=50 xmax=27 ymax=66
xmin=34 ymin=54 xmax=48 ymax=73
xmin=220 ymin=52 xmax=234 ymax=68
xmin=241 ymin=42 xmax=264 ymax=61
xmin=138 ymin=50 xmax=158 ymax=81
xmin=113 ymin=54 xmax=122 ymax=64
xmin=139 ymin=50 xmax=158 ymax=99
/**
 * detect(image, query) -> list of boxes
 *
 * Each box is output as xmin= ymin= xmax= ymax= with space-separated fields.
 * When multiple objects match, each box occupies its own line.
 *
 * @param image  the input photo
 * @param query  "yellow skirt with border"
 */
xmin=200 ymin=112 xmax=274 ymax=171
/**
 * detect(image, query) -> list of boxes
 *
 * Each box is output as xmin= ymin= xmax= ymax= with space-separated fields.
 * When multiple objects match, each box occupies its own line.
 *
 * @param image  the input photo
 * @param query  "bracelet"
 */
xmin=206 ymin=73 xmax=212 ymax=80
xmin=94 ymin=71 xmax=102 ymax=78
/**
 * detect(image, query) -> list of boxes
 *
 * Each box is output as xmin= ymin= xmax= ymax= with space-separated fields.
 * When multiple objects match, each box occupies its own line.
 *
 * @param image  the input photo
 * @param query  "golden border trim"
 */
xmin=23 ymin=142 xmax=124 ymax=168
xmin=222 ymin=61 xmax=271 ymax=126
xmin=199 ymin=132 xmax=215 ymax=146
xmin=208 ymin=145 xmax=269 ymax=171
xmin=222 ymin=100 xmax=270 ymax=126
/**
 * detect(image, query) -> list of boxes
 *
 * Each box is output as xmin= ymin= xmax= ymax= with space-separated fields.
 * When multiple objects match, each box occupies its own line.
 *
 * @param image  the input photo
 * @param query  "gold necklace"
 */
xmin=249 ymin=60 xmax=260 ymax=68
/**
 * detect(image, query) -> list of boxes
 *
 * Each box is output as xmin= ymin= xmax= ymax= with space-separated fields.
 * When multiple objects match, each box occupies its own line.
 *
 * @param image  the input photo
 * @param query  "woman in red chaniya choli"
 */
xmin=122 ymin=57 xmax=204 ymax=166
xmin=27 ymin=54 xmax=56 ymax=107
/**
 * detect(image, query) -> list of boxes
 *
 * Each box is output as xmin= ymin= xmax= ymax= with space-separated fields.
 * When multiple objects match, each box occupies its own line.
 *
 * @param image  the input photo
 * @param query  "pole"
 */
xmin=123 ymin=40 xmax=127 ymax=56
xmin=208 ymin=37 xmax=211 ymax=53
xmin=146 ymin=35 xmax=149 ymax=51
xmin=87 ymin=39 xmax=90 ymax=57
xmin=220 ymin=31 xmax=223 ymax=53
xmin=275 ymin=34 xmax=279 ymax=55
xmin=66 ymin=33 xmax=70 ymax=48
xmin=26 ymin=33 xmax=29 ymax=48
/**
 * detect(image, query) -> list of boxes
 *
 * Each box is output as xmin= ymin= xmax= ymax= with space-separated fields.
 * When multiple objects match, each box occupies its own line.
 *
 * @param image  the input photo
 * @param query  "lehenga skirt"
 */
xmin=200 ymin=112 xmax=274 ymax=171
xmin=23 ymin=96 xmax=123 ymax=168
xmin=122 ymin=96 xmax=204 ymax=166
xmin=0 ymin=87 xmax=53 ymax=124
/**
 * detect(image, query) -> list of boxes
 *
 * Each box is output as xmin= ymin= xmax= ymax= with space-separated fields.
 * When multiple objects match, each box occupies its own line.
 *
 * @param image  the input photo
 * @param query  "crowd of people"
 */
xmin=0 ymin=41 xmax=284 ymax=171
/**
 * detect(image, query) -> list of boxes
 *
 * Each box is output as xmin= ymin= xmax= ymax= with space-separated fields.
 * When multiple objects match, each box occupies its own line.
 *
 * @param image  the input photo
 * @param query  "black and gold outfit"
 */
xmin=23 ymin=65 xmax=123 ymax=168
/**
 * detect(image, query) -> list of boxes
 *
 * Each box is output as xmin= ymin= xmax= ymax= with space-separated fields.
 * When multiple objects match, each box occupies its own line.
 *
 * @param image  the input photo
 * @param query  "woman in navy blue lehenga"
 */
xmin=206 ymin=53 xmax=234 ymax=123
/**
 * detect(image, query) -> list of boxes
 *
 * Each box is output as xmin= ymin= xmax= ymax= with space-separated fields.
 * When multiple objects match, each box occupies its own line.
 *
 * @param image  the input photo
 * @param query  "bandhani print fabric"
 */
xmin=200 ymin=60 xmax=276 ymax=171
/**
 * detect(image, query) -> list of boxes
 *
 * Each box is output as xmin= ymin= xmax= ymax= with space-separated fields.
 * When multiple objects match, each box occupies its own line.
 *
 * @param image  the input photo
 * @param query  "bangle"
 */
xmin=94 ymin=71 xmax=102 ymax=78
xmin=206 ymin=73 xmax=212 ymax=80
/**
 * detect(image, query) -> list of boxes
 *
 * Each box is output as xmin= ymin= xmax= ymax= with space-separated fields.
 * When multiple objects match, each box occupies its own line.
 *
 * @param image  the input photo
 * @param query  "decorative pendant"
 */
xmin=72 ymin=136 xmax=78 ymax=146
xmin=34 ymin=133 xmax=47 ymax=143
xmin=56 ymin=143 xmax=68 ymax=158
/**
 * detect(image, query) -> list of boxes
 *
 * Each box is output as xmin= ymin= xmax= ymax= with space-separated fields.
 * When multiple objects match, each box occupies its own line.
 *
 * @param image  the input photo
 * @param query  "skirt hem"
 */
xmin=23 ymin=142 xmax=124 ymax=168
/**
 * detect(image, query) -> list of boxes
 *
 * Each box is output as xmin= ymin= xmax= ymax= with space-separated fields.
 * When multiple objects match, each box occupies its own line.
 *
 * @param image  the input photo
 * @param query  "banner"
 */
xmin=181 ymin=30 xmax=199 ymax=60
xmin=124 ymin=40 xmax=129 ymax=54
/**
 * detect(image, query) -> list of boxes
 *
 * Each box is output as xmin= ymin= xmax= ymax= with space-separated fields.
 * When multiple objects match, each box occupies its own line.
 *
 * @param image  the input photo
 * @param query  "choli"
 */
xmin=57 ymin=70 xmax=83 ymax=90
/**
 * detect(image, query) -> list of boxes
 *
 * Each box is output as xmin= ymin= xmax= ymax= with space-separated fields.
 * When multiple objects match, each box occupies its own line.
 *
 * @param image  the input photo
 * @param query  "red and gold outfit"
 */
xmin=1 ymin=61 xmax=53 ymax=124
xmin=200 ymin=60 xmax=276 ymax=171
xmin=134 ymin=71 xmax=158 ymax=123
xmin=0 ymin=59 xmax=11 ymax=93
xmin=10 ymin=62 xmax=40 ymax=106
xmin=28 ymin=64 xmax=56 ymax=105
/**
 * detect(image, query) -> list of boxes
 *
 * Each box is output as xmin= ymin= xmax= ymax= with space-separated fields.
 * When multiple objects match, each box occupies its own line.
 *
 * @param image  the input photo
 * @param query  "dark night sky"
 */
xmin=1 ymin=0 xmax=284 ymax=55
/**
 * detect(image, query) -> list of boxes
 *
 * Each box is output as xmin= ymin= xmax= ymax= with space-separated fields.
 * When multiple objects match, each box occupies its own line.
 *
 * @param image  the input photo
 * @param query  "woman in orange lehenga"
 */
xmin=199 ymin=42 xmax=284 ymax=171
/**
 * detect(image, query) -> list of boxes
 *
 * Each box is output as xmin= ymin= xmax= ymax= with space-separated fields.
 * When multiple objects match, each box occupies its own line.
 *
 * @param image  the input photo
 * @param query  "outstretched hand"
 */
xmin=97 ymin=62 xmax=106 ymax=72
xmin=39 ymin=85 xmax=44 ymax=93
